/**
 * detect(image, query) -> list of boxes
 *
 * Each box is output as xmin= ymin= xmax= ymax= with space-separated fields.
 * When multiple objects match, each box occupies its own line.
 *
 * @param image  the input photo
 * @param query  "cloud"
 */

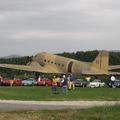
xmin=0 ymin=0 xmax=120 ymax=56
xmin=9 ymin=30 xmax=101 ymax=41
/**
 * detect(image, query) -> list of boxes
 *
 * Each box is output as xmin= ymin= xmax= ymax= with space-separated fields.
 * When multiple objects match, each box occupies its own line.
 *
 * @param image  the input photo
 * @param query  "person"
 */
xmin=110 ymin=75 xmax=116 ymax=85
xmin=0 ymin=75 xmax=3 ymax=86
xmin=110 ymin=76 xmax=116 ymax=81
xmin=67 ymin=74 xmax=71 ymax=89
xmin=61 ymin=75 xmax=68 ymax=94
xmin=10 ymin=80 xmax=14 ymax=87
xmin=51 ymin=75 xmax=58 ymax=94
xmin=38 ymin=75 xmax=41 ymax=82
xmin=85 ymin=77 xmax=91 ymax=82
xmin=69 ymin=74 xmax=76 ymax=90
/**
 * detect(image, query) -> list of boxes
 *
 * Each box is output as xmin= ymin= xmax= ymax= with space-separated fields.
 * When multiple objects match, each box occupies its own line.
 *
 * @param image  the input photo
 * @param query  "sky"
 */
xmin=0 ymin=0 xmax=120 ymax=57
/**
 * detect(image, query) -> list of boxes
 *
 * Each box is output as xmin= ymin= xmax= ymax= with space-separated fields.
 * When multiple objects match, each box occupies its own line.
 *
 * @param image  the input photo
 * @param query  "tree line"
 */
xmin=58 ymin=50 xmax=120 ymax=65
xmin=0 ymin=56 xmax=33 ymax=78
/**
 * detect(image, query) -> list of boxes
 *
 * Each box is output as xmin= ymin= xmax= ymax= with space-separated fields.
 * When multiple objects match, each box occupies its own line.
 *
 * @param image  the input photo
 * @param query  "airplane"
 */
xmin=0 ymin=51 xmax=119 ymax=75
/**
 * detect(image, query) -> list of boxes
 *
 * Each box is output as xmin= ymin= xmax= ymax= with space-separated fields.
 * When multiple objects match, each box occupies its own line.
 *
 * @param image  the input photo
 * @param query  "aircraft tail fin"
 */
xmin=92 ymin=51 xmax=109 ymax=74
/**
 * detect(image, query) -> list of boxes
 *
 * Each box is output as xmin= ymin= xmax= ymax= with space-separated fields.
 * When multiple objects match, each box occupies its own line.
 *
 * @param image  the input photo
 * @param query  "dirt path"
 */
xmin=0 ymin=100 xmax=120 ymax=111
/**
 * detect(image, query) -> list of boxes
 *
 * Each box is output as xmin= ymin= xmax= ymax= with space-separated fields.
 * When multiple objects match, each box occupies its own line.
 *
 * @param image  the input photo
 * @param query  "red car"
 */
xmin=1 ymin=79 xmax=22 ymax=86
xmin=2 ymin=79 xmax=11 ymax=86
xmin=37 ymin=78 xmax=52 ymax=86
xmin=13 ymin=80 xmax=22 ymax=86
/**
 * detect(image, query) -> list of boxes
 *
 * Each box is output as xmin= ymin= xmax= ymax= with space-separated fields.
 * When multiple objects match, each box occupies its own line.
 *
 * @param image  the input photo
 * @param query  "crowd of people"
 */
xmin=51 ymin=74 xmax=76 ymax=94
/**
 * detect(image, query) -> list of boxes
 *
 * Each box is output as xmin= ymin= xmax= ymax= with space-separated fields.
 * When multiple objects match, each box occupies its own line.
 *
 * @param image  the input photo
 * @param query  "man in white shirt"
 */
xmin=110 ymin=76 xmax=116 ymax=81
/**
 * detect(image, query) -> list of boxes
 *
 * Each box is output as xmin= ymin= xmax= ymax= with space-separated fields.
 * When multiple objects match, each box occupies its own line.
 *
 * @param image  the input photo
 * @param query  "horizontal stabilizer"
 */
xmin=82 ymin=70 xmax=108 ymax=75
xmin=109 ymin=65 xmax=120 ymax=70
xmin=109 ymin=71 xmax=120 ymax=75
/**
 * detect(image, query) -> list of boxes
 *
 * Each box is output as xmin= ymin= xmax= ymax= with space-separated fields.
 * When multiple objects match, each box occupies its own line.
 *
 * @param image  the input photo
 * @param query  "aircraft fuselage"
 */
xmin=33 ymin=52 xmax=91 ymax=74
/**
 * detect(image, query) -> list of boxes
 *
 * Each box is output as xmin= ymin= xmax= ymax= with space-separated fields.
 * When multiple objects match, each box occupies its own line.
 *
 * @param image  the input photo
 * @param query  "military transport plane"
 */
xmin=0 ymin=51 xmax=119 ymax=75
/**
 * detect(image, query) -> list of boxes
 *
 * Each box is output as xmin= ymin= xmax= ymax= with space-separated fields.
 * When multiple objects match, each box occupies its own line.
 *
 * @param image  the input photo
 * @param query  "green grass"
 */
xmin=0 ymin=86 xmax=120 ymax=101
xmin=0 ymin=105 xmax=120 ymax=120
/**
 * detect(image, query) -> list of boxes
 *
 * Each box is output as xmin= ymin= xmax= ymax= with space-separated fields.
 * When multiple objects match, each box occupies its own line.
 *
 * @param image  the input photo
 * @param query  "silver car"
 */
xmin=22 ymin=79 xmax=37 ymax=86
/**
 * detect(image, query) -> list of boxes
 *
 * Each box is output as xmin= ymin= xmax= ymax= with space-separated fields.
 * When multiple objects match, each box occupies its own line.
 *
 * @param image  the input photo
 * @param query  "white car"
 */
xmin=88 ymin=79 xmax=105 ymax=88
xmin=22 ymin=79 xmax=37 ymax=86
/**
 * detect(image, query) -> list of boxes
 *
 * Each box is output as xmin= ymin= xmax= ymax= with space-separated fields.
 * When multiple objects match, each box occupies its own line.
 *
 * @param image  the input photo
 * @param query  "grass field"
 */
xmin=0 ymin=86 xmax=120 ymax=101
xmin=0 ymin=105 xmax=120 ymax=120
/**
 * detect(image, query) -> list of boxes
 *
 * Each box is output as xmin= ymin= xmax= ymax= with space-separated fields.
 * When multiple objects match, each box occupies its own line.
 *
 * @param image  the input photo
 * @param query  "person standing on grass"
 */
xmin=0 ymin=75 xmax=3 ymax=86
xmin=67 ymin=74 xmax=71 ymax=89
xmin=110 ymin=75 xmax=116 ymax=85
xmin=61 ymin=75 xmax=68 ymax=94
xmin=38 ymin=75 xmax=41 ymax=82
xmin=10 ymin=80 xmax=14 ymax=87
xmin=69 ymin=74 xmax=76 ymax=90
xmin=110 ymin=75 xmax=116 ymax=81
xmin=51 ymin=75 xmax=58 ymax=94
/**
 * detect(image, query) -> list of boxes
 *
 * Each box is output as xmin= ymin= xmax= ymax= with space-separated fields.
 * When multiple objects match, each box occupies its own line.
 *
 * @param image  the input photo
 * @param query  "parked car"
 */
xmin=13 ymin=79 xmax=22 ymax=86
xmin=75 ymin=79 xmax=88 ymax=87
xmin=88 ymin=79 xmax=105 ymax=88
xmin=37 ymin=78 xmax=52 ymax=86
xmin=2 ymin=79 xmax=18 ymax=86
xmin=22 ymin=79 xmax=37 ymax=86
xmin=2 ymin=79 xmax=12 ymax=86
xmin=108 ymin=79 xmax=120 ymax=88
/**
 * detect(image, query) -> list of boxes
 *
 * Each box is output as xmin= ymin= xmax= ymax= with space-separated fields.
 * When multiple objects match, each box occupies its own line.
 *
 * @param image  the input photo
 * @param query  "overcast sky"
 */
xmin=0 ymin=0 xmax=120 ymax=56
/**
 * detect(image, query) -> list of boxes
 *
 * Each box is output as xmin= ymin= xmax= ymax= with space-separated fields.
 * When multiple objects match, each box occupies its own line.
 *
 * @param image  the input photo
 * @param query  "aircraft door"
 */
xmin=67 ymin=61 xmax=74 ymax=73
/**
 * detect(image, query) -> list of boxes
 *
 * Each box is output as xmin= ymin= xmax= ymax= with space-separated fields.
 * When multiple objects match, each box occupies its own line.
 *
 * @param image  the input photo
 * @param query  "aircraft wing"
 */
xmin=0 ymin=64 xmax=44 ymax=72
xmin=0 ymin=63 xmax=63 ymax=74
